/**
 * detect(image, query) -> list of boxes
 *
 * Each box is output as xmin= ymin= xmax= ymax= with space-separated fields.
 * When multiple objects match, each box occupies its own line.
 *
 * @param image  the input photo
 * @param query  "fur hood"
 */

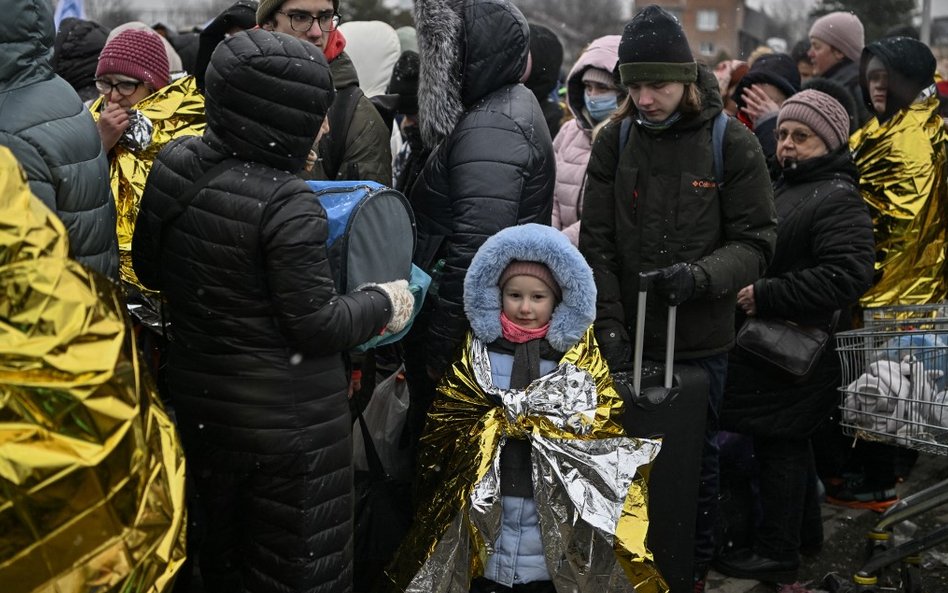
xmin=415 ymin=0 xmax=530 ymax=147
xmin=464 ymin=224 xmax=596 ymax=351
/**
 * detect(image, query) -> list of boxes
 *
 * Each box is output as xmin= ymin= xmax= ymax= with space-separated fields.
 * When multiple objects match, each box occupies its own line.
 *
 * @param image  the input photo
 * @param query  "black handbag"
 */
xmin=352 ymin=406 xmax=412 ymax=590
xmin=735 ymin=311 xmax=840 ymax=382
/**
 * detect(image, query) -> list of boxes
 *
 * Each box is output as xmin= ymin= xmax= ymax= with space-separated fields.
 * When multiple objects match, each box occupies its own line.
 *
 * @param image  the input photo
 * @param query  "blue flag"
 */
xmin=54 ymin=0 xmax=87 ymax=30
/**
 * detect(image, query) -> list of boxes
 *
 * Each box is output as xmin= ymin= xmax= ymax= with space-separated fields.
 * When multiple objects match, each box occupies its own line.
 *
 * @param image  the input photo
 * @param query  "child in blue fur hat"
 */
xmin=382 ymin=224 xmax=666 ymax=593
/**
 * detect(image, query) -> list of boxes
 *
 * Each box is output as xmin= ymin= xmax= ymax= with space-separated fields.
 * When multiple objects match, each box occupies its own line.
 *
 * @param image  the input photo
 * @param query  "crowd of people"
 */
xmin=1 ymin=1 xmax=946 ymax=593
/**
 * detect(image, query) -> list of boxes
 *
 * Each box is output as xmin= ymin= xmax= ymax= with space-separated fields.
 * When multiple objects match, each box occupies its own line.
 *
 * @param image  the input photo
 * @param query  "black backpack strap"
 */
xmin=322 ymin=86 xmax=362 ymax=180
xmin=155 ymin=157 xmax=240 ymax=335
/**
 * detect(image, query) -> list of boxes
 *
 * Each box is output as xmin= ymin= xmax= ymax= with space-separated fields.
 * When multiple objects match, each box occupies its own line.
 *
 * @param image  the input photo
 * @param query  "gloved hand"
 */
xmin=643 ymin=263 xmax=696 ymax=306
xmin=597 ymin=326 xmax=633 ymax=371
xmin=369 ymin=279 xmax=415 ymax=333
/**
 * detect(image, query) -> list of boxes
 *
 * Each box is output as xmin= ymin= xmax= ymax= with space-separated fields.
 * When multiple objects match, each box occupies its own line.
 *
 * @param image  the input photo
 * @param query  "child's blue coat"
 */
xmin=465 ymin=224 xmax=598 ymax=585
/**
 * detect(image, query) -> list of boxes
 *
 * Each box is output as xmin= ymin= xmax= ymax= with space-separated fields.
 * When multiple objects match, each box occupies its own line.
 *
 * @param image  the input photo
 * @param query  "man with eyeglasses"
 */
xmin=258 ymin=0 xmax=393 ymax=185
xmin=0 ymin=0 xmax=117 ymax=279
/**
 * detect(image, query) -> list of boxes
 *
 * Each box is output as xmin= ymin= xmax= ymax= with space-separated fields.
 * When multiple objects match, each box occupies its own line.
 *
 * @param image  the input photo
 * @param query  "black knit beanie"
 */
xmin=733 ymin=53 xmax=801 ymax=109
xmin=388 ymin=50 xmax=420 ymax=115
xmin=526 ymin=23 xmax=564 ymax=101
xmin=618 ymin=5 xmax=696 ymax=85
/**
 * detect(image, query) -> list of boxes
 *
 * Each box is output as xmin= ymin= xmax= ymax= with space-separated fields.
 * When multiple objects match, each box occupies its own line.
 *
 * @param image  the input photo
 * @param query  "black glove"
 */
xmin=643 ymin=263 xmax=696 ymax=306
xmin=597 ymin=327 xmax=633 ymax=371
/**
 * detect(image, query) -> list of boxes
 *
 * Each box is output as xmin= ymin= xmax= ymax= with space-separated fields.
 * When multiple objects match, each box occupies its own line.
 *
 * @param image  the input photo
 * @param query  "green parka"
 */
xmin=309 ymin=51 xmax=392 ymax=184
xmin=579 ymin=66 xmax=777 ymax=360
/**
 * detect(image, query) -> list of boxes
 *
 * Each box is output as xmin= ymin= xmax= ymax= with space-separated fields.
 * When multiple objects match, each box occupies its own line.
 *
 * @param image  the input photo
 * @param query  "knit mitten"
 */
xmin=367 ymin=279 xmax=415 ymax=333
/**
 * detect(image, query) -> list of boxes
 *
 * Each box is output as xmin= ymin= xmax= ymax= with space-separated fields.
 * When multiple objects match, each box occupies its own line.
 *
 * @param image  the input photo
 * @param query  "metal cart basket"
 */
xmin=826 ymin=303 xmax=948 ymax=592
xmin=837 ymin=304 xmax=948 ymax=455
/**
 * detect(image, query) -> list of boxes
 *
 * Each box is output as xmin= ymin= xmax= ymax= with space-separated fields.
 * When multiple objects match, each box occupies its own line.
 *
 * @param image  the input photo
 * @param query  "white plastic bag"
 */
xmin=352 ymin=365 xmax=411 ymax=479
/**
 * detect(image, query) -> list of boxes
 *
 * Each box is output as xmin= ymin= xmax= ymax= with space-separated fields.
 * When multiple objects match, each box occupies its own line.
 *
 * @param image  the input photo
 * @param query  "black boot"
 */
xmin=713 ymin=549 xmax=798 ymax=583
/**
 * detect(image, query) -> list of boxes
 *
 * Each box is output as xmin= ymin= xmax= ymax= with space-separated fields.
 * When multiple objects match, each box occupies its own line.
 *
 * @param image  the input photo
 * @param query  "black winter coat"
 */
xmin=580 ymin=66 xmax=777 ymax=360
xmin=721 ymin=148 xmax=875 ymax=438
xmin=822 ymin=59 xmax=871 ymax=131
xmin=132 ymin=31 xmax=392 ymax=593
xmin=411 ymin=0 xmax=555 ymax=372
xmin=51 ymin=17 xmax=109 ymax=102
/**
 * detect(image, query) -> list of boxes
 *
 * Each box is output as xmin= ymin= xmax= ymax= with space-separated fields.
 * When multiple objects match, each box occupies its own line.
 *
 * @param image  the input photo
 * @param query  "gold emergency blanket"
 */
xmin=90 ymin=75 xmax=206 ymax=294
xmin=0 ymin=147 xmax=186 ymax=592
xmin=850 ymin=97 xmax=947 ymax=306
xmin=382 ymin=328 xmax=666 ymax=593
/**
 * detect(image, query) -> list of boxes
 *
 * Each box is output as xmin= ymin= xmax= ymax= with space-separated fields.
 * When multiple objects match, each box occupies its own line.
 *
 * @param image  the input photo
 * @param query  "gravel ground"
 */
xmin=707 ymin=452 xmax=948 ymax=593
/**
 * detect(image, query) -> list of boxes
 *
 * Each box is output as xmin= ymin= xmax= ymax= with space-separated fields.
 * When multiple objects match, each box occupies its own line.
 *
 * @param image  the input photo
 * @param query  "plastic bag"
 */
xmin=352 ymin=365 xmax=411 ymax=479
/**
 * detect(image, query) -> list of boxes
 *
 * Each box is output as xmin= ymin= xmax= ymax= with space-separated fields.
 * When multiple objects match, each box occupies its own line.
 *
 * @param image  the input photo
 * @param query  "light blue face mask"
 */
xmin=584 ymin=91 xmax=618 ymax=123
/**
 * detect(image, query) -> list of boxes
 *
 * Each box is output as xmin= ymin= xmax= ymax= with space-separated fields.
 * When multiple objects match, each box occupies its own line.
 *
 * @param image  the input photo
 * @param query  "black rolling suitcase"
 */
xmin=614 ymin=274 xmax=710 ymax=593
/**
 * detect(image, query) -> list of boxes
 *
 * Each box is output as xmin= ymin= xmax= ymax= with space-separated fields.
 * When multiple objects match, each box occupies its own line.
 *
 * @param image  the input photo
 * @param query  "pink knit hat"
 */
xmin=778 ymin=89 xmax=850 ymax=151
xmin=809 ymin=12 xmax=865 ymax=64
xmin=499 ymin=261 xmax=562 ymax=300
xmin=96 ymin=29 xmax=170 ymax=91
xmin=582 ymin=67 xmax=615 ymax=88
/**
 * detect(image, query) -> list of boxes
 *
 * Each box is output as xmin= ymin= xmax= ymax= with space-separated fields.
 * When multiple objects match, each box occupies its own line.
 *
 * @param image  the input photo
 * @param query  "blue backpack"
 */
xmin=307 ymin=180 xmax=430 ymax=350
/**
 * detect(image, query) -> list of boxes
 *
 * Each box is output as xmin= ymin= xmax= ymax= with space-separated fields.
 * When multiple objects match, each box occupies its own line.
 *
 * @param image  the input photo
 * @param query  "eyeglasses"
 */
xmin=277 ymin=10 xmax=341 ymax=33
xmin=775 ymin=128 xmax=815 ymax=144
xmin=95 ymin=78 xmax=144 ymax=96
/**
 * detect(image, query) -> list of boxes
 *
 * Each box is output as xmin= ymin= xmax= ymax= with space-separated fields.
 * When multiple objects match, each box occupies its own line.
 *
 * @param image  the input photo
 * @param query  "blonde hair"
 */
xmin=747 ymin=46 xmax=774 ymax=67
xmin=611 ymin=83 xmax=702 ymax=123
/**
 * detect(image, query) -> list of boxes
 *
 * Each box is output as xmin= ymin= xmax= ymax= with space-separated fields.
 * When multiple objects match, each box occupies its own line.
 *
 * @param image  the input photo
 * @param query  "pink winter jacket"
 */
xmin=551 ymin=35 xmax=621 ymax=246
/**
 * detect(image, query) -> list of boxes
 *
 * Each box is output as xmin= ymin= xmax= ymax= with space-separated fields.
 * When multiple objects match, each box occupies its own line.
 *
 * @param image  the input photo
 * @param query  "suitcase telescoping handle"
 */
xmin=631 ymin=272 xmax=678 ymax=403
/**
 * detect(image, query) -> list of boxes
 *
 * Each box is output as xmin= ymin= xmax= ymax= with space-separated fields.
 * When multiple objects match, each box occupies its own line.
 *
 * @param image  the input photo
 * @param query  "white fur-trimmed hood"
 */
xmin=464 ymin=224 xmax=597 ymax=351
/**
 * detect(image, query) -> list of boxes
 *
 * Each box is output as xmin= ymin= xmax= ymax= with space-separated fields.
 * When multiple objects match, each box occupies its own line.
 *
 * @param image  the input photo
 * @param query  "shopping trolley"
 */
xmin=823 ymin=304 xmax=948 ymax=593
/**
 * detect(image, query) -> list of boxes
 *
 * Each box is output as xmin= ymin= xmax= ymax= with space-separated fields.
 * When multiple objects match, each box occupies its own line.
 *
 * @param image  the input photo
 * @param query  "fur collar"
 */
xmin=464 ymin=224 xmax=597 ymax=352
xmin=414 ymin=0 xmax=530 ymax=148
xmin=414 ymin=0 xmax=464 ymax=147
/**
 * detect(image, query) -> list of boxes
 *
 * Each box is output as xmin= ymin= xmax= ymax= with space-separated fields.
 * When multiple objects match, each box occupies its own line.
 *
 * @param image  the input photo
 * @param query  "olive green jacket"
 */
xmin=307 ymin=51 xmax=392 ymax=184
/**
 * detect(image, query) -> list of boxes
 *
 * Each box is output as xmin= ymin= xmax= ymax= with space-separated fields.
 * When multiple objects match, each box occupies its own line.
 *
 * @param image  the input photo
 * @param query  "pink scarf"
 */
xmin=500 ymin=312 xmax=549 ymax=343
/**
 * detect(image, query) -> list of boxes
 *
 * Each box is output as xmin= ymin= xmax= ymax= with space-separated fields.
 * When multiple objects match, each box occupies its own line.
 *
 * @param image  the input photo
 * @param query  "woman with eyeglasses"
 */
xmin=713 ymin=89 xmax=875 ymax=584
xmin=90 ymin=28 xmax=205 ymax=327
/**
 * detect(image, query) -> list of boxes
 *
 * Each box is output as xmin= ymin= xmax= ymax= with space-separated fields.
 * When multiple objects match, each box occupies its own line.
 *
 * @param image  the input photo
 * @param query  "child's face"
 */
xmin=502 ymin=275 xmax=555 ymax=329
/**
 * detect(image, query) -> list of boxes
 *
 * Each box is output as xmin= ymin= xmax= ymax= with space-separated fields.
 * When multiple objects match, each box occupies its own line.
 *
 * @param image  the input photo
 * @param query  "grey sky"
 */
xmin=746 ymin=0 xmax=948 ymax=17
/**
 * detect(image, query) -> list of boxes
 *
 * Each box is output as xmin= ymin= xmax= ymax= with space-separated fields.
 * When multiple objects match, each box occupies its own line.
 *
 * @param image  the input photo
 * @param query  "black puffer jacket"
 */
xmin=0 ymin=0 xmax=117 ymax=278
xmin=132 ymin=30 xmax=392 ymax=593
xmin=822 ymin=59 xmax=871 ymax=131
xmin=411 ymin=0 xmax=555 ymax=372
xmin=721 ymin=148 xmax=875 ymax=438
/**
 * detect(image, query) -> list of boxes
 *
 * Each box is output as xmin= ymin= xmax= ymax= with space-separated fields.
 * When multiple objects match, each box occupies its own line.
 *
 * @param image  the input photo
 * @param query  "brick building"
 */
xmin=645 ymin=0 xmax=769 ymax=63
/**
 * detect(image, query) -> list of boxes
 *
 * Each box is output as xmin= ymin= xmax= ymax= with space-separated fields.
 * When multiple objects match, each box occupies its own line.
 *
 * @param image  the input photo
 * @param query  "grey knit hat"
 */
xmin=777 ymin=89 xmax=850 ymax=151
xmin=256 ymin=0 xmax=339 ymax=25
xmin=582 ymin=67 xmax=615 ymax=88
xmin=809 ymin=11 xmax=865 ymax=63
